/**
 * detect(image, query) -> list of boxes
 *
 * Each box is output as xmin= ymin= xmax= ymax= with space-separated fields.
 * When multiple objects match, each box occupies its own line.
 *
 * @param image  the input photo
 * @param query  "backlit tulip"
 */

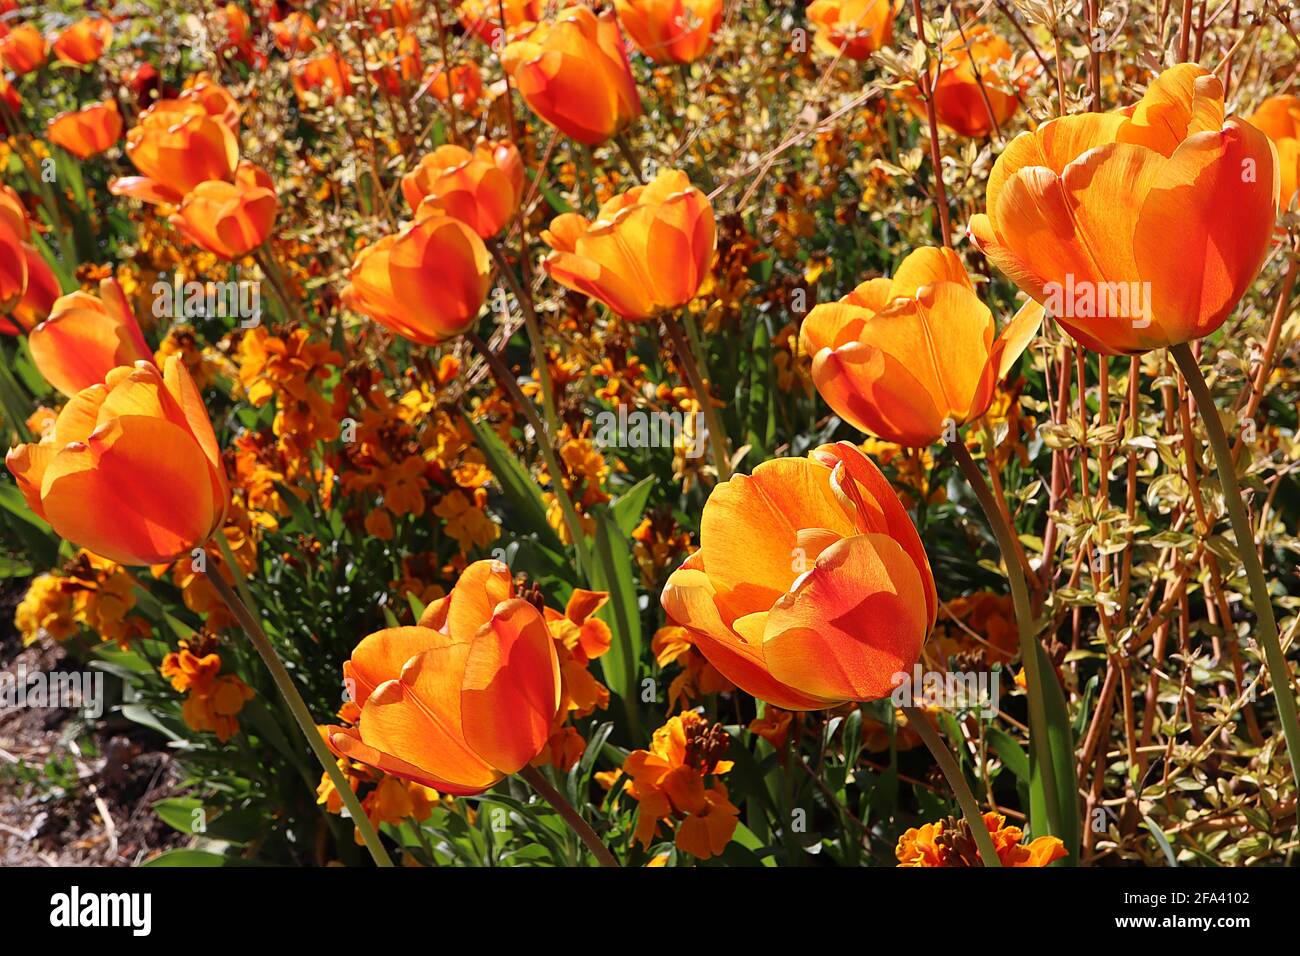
xmin=5 ymin=356 xmax=229 ymax=567
xmin=1 ymin=186 xmax=29 ymax=313
xmin=9 ymin=243 xmax=61 ymax=331
xmin=47 ymin=100 xmax=123 ymax=159
xmin=799 ymin=247 xmax=1043 ymax=446
xmin=170 ymin=162 xmax=279 ymax=259
xmin=28 ymin=278 xmax=153 ymax=398
xmin=111 ymin=96 xmax=240 ymax=206
xmin=403 ymin=140 xmax=524 ymax=238
xmin=52 ymin=17 xmax=113 ymax=66
xmin=425 ymin=62 xmax=483 ymax=114
xmin=910 ymin=26 xmax=1021 ymax=138
xmin=661 ymin=442 xmax=936 ymax=709
xmin=0 ymin=23 xmax=47 ymax=74
xmin=458 ymin=0 xmax=544 ymax=46
xmin=325 ymin=559 xmax=561 ymax=795
xmin=502 ymin=6 xmax=642 ymax=146
xmin=614 ymin=0 xmax=723 ymax=65
xmin=293 ymin=47 xmax=353 ymax=105
xmin=806 ymin=0 xmax=897 ymax=61
xmin=271 ymin=12 xmax=318 ymax=55
xmin=541 ymin=168 xmax=714 ymax=320
xmin=1248 ymin=95 xmax=1300 ymax=208
xmin=342 ymin=209 xmax=491 ymax=345
xmin=969 ymin=64 xmax=1279 ymax=354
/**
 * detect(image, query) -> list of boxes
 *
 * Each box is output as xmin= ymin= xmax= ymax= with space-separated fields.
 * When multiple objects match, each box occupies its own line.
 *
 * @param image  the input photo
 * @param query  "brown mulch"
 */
xmin=0 ymin=576 xmax=187 ymax=866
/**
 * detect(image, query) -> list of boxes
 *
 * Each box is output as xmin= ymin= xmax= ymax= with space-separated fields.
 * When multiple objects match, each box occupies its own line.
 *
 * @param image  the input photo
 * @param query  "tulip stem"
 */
xmin=664 ymin=313 xmax=731 ymax=481
xmin=1171 ymin=343 xmax=1300 ymax=798
xmin=206 ymin=561 xmax=395 ymax=868
xmin=613 ymin=133 xmax=645 ymax=184
xmin=465 ymin=330 xmax=589 ymax=576
xmin=488 ymin=243 xmax=562 ymax=440
xmin=948 ymin=437 xmax=1066 ymax=843
xmin=255 ymin=245 xmax=308 ymax=327
xmin=901 ymin=707 xmax=1002 ymax=867
xmin=517 ymin=764 xmax=619 ymax=867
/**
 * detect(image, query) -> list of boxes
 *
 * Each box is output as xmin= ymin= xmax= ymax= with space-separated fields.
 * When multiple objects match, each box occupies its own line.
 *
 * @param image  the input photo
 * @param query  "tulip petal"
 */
xmin=345 ymin=626 xmax=444 ymax=708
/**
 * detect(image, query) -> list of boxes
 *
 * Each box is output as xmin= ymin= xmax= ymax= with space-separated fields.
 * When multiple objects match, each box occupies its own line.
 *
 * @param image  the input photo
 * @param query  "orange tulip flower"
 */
xmin=425 ymin=62 xmax=483 ymax=114
xmin=806 ymin=0 xmax=898 ymax=61
xmin=799 ymin=247 xmax=1044 ymax=446
xmin=110 ymin=95 xmax=240 ymax=206
xmin=271 ymin=12 xmax=317 ymax=54
xmin=541 ymin=168 xmax=715 ymax=320
xmin=908 ymin=26 xmax=1021 ymax=138
xmin=1 ymin=186 xmax=30 ymax=314
xmin=52 ymin=17 xmax=113 ymax=66
xmin=970 ymin=64 xmax=1279 ymax=354
xmin=170 ymin=162 xmax=279 ymax=260
xmin=9 ymin=243 xmax=61 ymax=331
xmin=47 ymin=100 xmax=123 ymax=159
xmin=402 ymin=140 xmax=525 ymax=239
xmin=1248 ymin=95 xmax=1300 ymax=208
xmin=0 ymin=23 xmax=47 ymax=74
xmin=613 ymin=0 xmax=723 ymax=65
xmin=6 ymin=356 xmax=230 ymax=567
xmin=325 ymin=559 xmax=561 ymax=795
xmin=342 ymin=209 xmax=491 ymax=345
xmin=661 ymin=441 xmax=936 ymax=709
xmin=28 ymin=278 xmax=153 ymax=399
xmin=502 ymin=6 xmax=642 ymax=146
xmin=458 ymin=0 xmax=544 ymax=46
xmin=293 ymin=47 xmax=353 ymax=105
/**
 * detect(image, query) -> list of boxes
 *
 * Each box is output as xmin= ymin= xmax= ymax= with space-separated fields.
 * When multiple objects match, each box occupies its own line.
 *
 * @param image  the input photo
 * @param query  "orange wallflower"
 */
xmin=6 ymin=357 xmax=230 ymax=566
xmin=806 ymin=0 xmax=897 ymax=60
xmin=28 ymin=278 xmax=153 ymax=398
xmin=162 ymin=645 xmax=255 ymax=743
xmin=618 ymin=711 xmax=738 ymax=859
xmin=541 ymin=168 xmax=715 ymax=320
xmin=324 ymin=560 xmax=561 ymax=795
xmin=502 ymin=6 xmax=642 ymax=146
xmin=111 ymin=92 xmax=240 ymax=205
xmin=0 ymin=24 xmax=47 ymax=75
xmin=458 ymin=0 xmax=544 ymax=46
xmin=342 ymin=209 xmax=491 ymax=345
xmin=51 ymin=17 xmax=113 ymax=65
xmin=402 ymin=140 xmax=525 ymax=238
xmin=613 ymin=0 xmax=722 ymax=65
xmin=543 ymin=588 xmax=613 ymax=719
xmin=970 ymin=64 xmax=1279 ymax=354
xmin=171 ymin=161 xmax=279 ymax=259
xmin=47 ymin=100 xmax=123 ymax=159
xmin=799 ymin=247 xmax=1043 ymax=446
xmin=896 ymin=812 xmax=1066 ymax=867
xmin=1248 ymin=94 xmax=1300 ymax=208
xmin=661 ymin=441 xmax=936 ymax=709
xmin=909 ymin=25 xmax=1021 ymax=138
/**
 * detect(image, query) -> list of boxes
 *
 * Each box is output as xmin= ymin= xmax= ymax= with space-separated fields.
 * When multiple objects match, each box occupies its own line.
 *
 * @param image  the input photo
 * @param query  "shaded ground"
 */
xmin=0 ymin=576 xmax=185 ymax=866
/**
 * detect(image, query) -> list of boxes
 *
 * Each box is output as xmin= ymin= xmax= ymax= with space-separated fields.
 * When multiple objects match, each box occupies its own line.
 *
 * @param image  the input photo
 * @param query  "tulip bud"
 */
xmin=0 ymin=23 xmax=47 ymax=75
xmin=806 ymin=0 xmax=898 ymax=61
xmin=47 ymin=100 xmax=124 ymax=159
xmin=170 ymin=162 xmax=279 ymax=260
xmin=52 ymin=17 xmax=114 ymax=66
xmin=6 ymin=356 xmax=230 ymax=567
xmin=111 ymin=93 xmax=241 ymax=206
xmin=403 ymin=140 xmax=525 ymax=238
xmin=614 ymin=0 xmax=723 ymax=65
xmin=1248 ymin=95 xmax=1300 ymax=209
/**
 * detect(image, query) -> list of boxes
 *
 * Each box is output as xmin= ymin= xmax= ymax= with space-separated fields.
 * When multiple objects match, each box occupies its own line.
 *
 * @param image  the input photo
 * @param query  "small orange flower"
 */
xmin=806 ymin=0 xmax=898 ymax=60
xmin=613 ymin=0 xmax=723 ymax=65
xmin=6 ymin=357 xmax=230 ymax=567
xmin=1248 ymin=94 xmax=1300 ymax=208
xmin=0 ymin=23 xmax=47 ymax=75
xmin=47 ymin=100 xmax=123 ymax=158
xmin=661 ymin=441 xmax=936 ymax=709
xmin=111 ymin=92 xmax=240 ymax=206
xmin=402 ymin=140 xmax=525 ymax=238
xmin=28 ymin=278 xmax=153 ymax=398
xmin=542 ymin=168 xmax=715 ymax=320
xmin=325 ymin=560 xmax=562 ymax=795
xmin=170 ymin=161 xmax=279 ymax=259
xmin=896 ymin=812 xmax=1066 ymax=867
xmin=342 ymin=209 xmax=491 ymax=345
xmin=502 ymin=6 xmax=642 ymax=146
xmin=51 ymin=17 xmax=113 ymax=66
xmin=970 ymin=64 xmax=1279 ymax=354
xmin=799 ymin=247 xmax=1043 ymax=447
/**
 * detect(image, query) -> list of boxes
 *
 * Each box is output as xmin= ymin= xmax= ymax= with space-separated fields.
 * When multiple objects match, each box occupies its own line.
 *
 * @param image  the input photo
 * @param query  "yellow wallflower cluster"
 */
xmin=15 ymin=553 xmax=145 ymax=648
